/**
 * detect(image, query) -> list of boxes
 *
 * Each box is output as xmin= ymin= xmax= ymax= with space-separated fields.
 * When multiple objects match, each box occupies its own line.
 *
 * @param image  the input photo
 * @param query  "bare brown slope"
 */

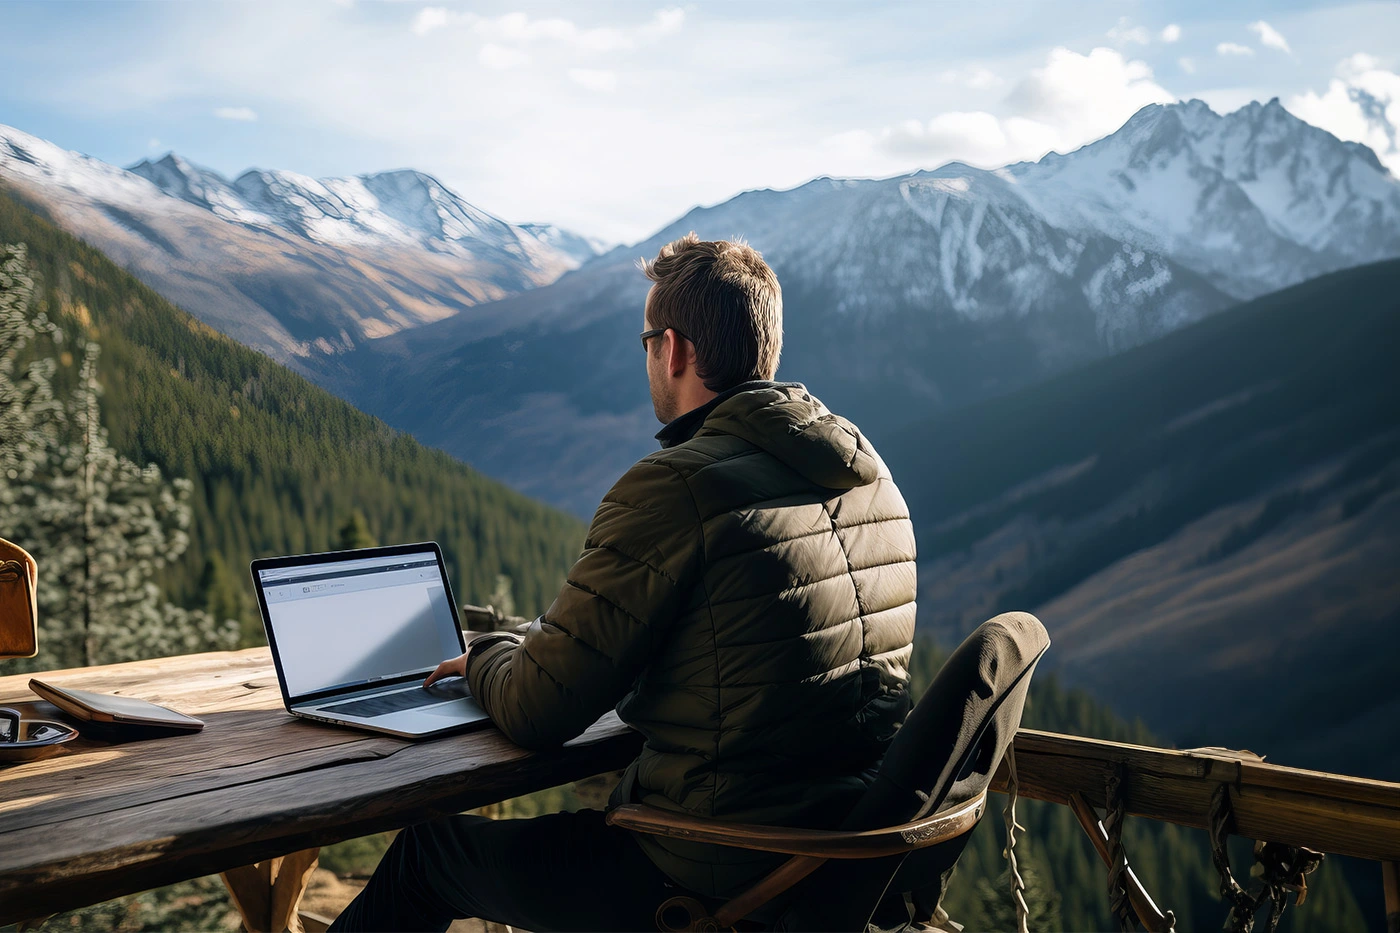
xmin=0 ymin=172 xmax=570 ymax=369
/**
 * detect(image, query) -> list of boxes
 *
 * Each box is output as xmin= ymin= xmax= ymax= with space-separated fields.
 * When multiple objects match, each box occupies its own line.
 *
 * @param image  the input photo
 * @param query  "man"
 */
xmin=331 ymin=233 xmax=917 ymax=932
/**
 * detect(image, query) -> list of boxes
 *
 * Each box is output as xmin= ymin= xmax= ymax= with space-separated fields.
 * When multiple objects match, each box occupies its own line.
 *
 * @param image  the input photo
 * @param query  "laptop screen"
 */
xmin=257 ymin=549 xmax=464 ymax=699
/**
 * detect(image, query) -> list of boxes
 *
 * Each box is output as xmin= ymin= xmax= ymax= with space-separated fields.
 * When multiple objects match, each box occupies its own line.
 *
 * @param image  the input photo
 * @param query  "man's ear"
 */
xmin=666 ymin=328 xmax=690 ymax=377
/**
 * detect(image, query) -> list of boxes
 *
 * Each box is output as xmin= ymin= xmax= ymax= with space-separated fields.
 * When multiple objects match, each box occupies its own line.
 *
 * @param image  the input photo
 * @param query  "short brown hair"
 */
xmin=641 ymin=233 xmax=782 ymax=391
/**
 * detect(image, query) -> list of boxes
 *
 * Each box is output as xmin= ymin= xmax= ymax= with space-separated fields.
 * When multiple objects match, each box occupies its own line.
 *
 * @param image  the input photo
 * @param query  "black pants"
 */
xmin=327 ymin=809 xmax=675 ymax=932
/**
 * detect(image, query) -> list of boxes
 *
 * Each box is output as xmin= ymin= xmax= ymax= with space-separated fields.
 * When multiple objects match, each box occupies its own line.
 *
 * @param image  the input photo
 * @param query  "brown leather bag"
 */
xmin=0 ymin=539 xmax=38 ymax=659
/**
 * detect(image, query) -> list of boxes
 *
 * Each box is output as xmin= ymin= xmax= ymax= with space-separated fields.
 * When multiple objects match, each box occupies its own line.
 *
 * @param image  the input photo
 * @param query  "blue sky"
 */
xmin=2 ymin=1 xmax=1397 ymax=242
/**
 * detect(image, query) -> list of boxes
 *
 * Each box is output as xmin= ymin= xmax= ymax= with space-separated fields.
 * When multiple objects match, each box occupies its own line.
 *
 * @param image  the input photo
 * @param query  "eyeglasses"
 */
xmin=639 ymin=328 xmax=692 ymax=352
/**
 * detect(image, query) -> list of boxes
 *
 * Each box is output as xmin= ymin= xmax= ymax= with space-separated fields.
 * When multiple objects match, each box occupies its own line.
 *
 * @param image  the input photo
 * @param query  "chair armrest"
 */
xmin=605 ymin=789 xmax=987 ymax=859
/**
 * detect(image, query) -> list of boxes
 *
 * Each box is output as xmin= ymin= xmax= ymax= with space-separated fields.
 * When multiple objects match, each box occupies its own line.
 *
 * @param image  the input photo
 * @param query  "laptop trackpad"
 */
xmin=421 ymin=697 xmax=487 ymax=719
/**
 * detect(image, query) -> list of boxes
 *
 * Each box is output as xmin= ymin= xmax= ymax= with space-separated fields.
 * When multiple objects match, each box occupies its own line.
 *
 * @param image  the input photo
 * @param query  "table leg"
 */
xmin=221 ymin=847 xmax=321 ymax=933
xmin=1383 ymin=860 xmax=1398 ymax=933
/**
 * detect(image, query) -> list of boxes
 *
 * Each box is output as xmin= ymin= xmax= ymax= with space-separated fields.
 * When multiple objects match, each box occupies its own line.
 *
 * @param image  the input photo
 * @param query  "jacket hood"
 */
xmin=700 ymin=383 xmax=881 ymax=490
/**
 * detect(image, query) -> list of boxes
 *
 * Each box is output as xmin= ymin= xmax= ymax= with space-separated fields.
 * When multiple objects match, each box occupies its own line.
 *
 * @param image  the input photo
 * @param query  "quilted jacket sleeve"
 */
xmin=465 ymin=458 xmax=702 ymax=749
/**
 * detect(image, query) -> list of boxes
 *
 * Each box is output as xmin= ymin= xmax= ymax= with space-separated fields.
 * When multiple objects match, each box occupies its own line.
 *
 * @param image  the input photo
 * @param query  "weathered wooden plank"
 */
xmin=0 ymin=648 xmax=282 ymax=712
xmin=992 ymin=730 xmax=1400 ymax=862
xmin=0 ymin=646 xmax=643 ymax=925
xmin=0 ymin=715 xmax=402 ymax=834
xmin=0 ymin=714 xmax=641 ymax=924
xmin=0 ymin=652 xmax=406 ymax=835
xmin=1237 ymin=758 xmax=1400 ymax=810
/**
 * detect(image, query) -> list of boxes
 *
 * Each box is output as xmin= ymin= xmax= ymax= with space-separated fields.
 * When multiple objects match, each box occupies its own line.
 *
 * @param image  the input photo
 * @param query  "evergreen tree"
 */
xmin=198 ymin=552 xmax=249 ymax=641
xmin=0 ymin=242 xmax=76 ymax=662
xmin=336 ymin=510 xmax=377 ymax=550
xmin=0 ymin=189 xmax=587 ymax=638
xmin=488 ymin=572 xmax=516 ymax=616
xmin=0 ymin=242 xmax=236 ymax=669
xmin=0 ymin=244 xmax=62 ymax=486
xmin=973 ymin=847 xmax=1063 ymax=933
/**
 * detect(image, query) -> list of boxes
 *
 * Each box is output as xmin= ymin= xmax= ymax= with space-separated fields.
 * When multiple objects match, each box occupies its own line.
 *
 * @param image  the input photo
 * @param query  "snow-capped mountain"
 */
xmin=3 ymin=99 xmax=1395 ymax=517
xmin=1009 ymin=98 xmax=1400 ymax=297
xmin=316 ymin=98 xmax=1400 ymax=515
xmin=0 ymin=125 xmax=603 ymax=361
xmin=129 ymin=156 xmax=584 ymax=270
xmin=518 ymin=223 xmax=615 ymax=267
xmin=122 ymin=153 xmax=263 ymax=225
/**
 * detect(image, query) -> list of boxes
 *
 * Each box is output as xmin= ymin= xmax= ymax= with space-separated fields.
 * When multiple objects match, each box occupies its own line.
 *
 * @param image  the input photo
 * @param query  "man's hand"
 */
xmin=424 ymin=651 xmax=469 ymax=688
xmin=424 ymin=631 xmax=500 ymax=687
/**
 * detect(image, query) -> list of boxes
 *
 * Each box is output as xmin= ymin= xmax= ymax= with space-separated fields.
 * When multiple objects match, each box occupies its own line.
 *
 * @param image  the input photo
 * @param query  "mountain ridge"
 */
xmin=0 ymin=122 xmax=606 ymax=363
xmin=5 ymin=99 xmax=1398 ymax=519
xmin=313 ymin=97 xmax=1399 ymax=515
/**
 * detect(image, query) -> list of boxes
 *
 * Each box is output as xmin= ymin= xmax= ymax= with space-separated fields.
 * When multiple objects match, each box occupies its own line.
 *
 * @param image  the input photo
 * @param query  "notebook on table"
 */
xmin=28 ymin=679 xmax=205 ymax=737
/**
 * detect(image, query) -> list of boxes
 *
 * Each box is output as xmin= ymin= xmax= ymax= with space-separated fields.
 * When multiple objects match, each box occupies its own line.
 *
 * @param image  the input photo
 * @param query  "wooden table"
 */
xmin=0 ymin=647 xmax=642 ymax=930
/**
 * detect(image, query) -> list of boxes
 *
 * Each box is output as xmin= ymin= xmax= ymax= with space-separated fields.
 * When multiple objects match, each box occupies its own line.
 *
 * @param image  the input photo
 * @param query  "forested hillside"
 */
xmin=883 ymin=260 xmax=1400 ymax=780
xmin=0 ymin=186 xmax=585 ymax=647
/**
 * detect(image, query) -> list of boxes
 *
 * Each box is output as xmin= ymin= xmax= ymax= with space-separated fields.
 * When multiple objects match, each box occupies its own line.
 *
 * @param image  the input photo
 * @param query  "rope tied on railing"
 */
xmin=1209 ymin=784 xmax=1324 ymax=933
xmin=1103 ymin=764 xmax=1137 ymax=932
xmin=1001 ymin=745 xmax=1031 ymax=933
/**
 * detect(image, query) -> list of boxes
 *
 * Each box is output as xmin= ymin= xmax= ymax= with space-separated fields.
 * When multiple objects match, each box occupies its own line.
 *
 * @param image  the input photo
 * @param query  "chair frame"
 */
xmin=605 ymin=789 xmax=988 ymax=930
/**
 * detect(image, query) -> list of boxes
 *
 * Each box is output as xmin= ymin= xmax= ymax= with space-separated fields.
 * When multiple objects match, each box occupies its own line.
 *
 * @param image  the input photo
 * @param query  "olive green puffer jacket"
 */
xmin=466 ymin=382 xmax=917 ymax=897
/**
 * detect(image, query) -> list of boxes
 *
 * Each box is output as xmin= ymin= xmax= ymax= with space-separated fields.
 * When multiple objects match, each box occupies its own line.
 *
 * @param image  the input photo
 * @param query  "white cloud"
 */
xmin=478 ymin=12 xmax=628 ymax=51
xmin=568 ymin=68 xmax=618 ymax=92
xmin=411 ymin=7 xmax=682 ymax=53
xmin=1247 ymin=21 xmax=1291 ymax=54
xmin=1288 ymin=53 xmax=1400 ymax=172
xmin=1217 ymin=42 xmax=1254 ymax=57
xmin=411 ymin=7 xmax=448 ymax=37
xmin=50 ymin=1 xmax=1391 ymax=243
xmin=1107 ymin=18 xmax=1150 ymax=46
xmin=147 ymin=137 xmax=161 ymax=150
xmin=1008 ymin=46 xmax=1173 ymax=136
xmin=640 ymin=8 xmax=684 ymax=40
xmin=1343 ymin=52 xmax=1382 ymax=74
xmin=938 ymin=66 xmax=1004 ymax=90
xmin=1178 ymin=57 xmax=1195 ymax=75
xmin=878 ymin=111 xmax=1008 ymax=160
xmin=845 ymin=46 xmax=1174 ymax=171
xmin=1161 ymin=24 xmax=1182 ymax=44
xmin=214 ymin=106 xmax=257 ymax=121
xmin=478 ymin=43 xmax=529 ymax=70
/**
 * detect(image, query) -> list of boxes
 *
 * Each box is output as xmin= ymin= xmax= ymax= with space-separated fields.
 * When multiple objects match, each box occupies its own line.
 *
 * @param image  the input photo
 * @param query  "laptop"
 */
xmin=251 ymin=542 xmax=492 ymax=739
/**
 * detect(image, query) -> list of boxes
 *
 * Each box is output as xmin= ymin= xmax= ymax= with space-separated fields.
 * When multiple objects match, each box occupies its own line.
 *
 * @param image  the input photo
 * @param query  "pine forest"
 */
xmin=0 ymin=186 xmax=585 ymax=664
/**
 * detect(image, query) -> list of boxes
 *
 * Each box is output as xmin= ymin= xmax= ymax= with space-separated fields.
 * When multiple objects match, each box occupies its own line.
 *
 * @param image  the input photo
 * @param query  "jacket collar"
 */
xmin=655 ymin=380 xmax=788 ymax=449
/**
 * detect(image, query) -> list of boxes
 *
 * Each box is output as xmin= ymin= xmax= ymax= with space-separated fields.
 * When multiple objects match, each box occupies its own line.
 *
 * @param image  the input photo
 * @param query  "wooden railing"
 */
xmin=991 ymin=730 xmax=1400 ymax=932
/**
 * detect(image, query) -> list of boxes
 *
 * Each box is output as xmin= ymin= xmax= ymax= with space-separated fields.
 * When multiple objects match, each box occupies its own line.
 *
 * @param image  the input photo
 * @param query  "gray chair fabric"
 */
xmin=774 ymin=611 xmax=1050 ymax=932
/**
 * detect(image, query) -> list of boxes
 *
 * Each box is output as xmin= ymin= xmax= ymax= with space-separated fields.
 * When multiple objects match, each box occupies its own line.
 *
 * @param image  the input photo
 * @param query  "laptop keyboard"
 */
xmin=320 ymin=681 xmax=469 ymax=719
